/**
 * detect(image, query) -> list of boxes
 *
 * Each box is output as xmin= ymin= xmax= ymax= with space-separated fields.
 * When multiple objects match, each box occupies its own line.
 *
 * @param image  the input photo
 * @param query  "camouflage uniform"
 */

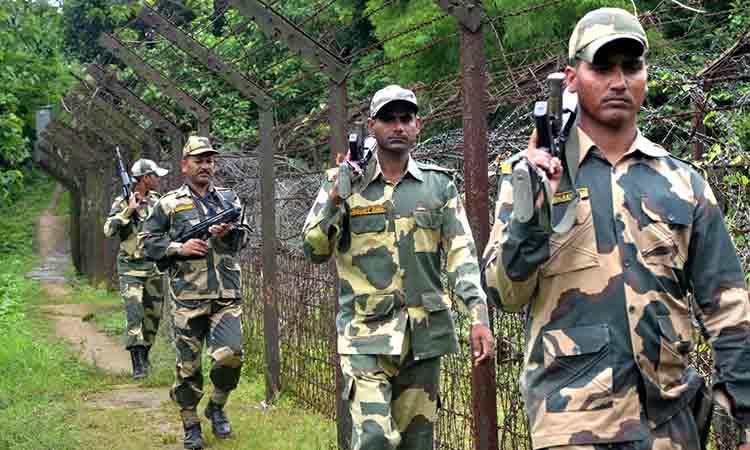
xmin=303 ymin=154 xmax=490 ymax=450
xmin=141 ymin=183 xmax=246 ymax=427
xmin=103 ymin=191 xmax=164 ymax=351
xmin=483 ymin=125 xmax=750 ymax=449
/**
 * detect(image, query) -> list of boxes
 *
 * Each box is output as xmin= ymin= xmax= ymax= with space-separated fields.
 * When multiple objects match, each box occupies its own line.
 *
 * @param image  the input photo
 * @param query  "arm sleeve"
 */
xmin=687 ymin=176 xmax=750 ymax=425
xmin=301 ymin=172 xmax=344 ymax=264
xmin=482 ymin=173 xmax=550 ymax=312
xmin=103 ymin=196 xmax=134 ymax=238
xmin=213 ymin=192 xmax=248 ymax=254
xmin=440 ymin=179 xmax=489 ymax=327
xmin=141 ymin=201 xmax=182 ymax=261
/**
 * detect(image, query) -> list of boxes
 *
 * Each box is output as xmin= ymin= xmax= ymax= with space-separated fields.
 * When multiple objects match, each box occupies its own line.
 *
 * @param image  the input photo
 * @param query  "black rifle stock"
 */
xmin=512 ymin=73 xmax=575 ymax=230
xmin=115 ymin=146 xmax=134 ymax=200
xmin=155 ymin=206 xmax=242 ymax=271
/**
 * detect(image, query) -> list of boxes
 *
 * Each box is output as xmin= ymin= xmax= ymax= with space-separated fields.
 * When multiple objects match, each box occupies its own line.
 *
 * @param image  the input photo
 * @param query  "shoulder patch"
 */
xmin=174 ymin=204 xmax=195 ymax=213
xmin=416 ymin=161 xmax=454 ymax=174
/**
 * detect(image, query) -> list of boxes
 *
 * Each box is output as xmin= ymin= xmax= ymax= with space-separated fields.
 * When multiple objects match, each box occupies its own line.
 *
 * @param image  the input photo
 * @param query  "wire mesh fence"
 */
xmin=40 ymin=1 xmax=750 ymax=449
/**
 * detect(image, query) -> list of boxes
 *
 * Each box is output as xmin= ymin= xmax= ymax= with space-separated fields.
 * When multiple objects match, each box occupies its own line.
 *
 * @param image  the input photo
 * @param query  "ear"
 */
xmin=414 ymin=115 xmax=422 ymax=134
xmin=565 ymin=65 xmax=578 ymax=93
xmin=367 ymin=117 xmax=375 ymax=134
xmin=180 ymin=159 xmax=188 ymax=175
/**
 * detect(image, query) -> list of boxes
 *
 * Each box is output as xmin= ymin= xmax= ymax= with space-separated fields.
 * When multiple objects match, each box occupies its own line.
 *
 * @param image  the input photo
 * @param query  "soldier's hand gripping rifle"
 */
xmin=115 ymin=146 xmax=134 ymax=200
xmin=337 ymin=121 xmax=375 ymax=199
xmin=115 ymin=146 xmax=140 ymax=224
xmin=511 ymin=73 xmax=578 ymax=233
xmin=155 ymin=206 xmax=251 ymax=271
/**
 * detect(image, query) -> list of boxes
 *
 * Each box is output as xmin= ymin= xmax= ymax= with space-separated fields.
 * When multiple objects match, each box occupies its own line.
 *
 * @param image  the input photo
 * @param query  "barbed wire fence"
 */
xmin=33 ymin=1 xmax=750 ymax=449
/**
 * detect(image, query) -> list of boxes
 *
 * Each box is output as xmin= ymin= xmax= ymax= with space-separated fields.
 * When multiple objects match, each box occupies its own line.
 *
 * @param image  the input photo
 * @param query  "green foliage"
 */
xmin=0 ymin=0 xmax=72 ymax=204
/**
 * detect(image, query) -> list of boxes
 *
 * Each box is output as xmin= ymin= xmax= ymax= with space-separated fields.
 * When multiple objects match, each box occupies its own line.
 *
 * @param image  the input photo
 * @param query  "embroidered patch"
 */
xmin=174 ymin=204 xmax=195 ymax=213
xmin=350 ymin=205 xmax=386 ymax=216
xmin=552 ymin=188 xmax=589 ymax=205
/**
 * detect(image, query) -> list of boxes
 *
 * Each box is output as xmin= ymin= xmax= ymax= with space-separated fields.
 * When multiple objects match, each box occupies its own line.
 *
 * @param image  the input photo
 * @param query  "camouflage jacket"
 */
xmin=303 ymin=154 xmax=489 ymax=359
xmin=103 ymin=191 xmax=161 ymax=277
xmin=482 ymin=127 xmax=750 ymax=448
xmin=140 ymin=183 xmax=246 ymax=301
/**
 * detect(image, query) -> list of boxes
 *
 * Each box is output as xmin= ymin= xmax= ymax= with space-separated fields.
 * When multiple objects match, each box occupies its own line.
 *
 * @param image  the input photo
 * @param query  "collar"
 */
xmin=360 ymin=150 xmax=423 ymax=189
xmin=179 ymin=182 xmax=216 ymax=198
xmin=577 ymin=127 xmax=668 ymax=164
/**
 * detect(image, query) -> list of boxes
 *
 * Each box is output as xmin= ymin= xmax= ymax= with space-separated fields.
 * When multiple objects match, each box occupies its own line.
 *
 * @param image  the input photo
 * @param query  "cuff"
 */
xmin=166 ymin=242 xmax=183 ymax=257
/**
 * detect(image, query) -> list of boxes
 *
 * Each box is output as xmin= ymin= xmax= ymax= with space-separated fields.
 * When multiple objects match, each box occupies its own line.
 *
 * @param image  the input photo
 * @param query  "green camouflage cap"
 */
xmin=370 ymin=85 xmax=418 ymax=118
xmin=182 ymin=135 xmax=218 ymax=158
xmin=131 ymin=158 xmax=168 ymax=177
xmin=569 ymin=7 xmax=648 ymax=64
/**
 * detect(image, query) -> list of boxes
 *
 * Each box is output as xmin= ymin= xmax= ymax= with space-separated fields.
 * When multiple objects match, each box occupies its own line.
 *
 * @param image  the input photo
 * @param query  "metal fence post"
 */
xmin=329 ymin=79 xmax=352 ymax=450
xmin=457 ymin=4 xmax=500 ymax=450
xmin=260 ymin=108 xmax=281 ymax=402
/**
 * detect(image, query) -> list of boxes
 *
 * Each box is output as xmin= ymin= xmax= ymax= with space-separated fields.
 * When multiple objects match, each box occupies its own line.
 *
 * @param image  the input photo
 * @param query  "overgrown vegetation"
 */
xmin=0 ymin=177 xmax=104 ymax=450
xmin=0 ymin=0 xmax=72 ymax=204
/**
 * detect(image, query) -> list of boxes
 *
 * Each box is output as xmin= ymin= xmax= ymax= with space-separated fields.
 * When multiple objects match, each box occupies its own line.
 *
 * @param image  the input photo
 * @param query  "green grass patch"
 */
xmin=0 ymin=175 xmax=106 ymax=450
xmin=56 ymin=188 xmax=71 ymax=215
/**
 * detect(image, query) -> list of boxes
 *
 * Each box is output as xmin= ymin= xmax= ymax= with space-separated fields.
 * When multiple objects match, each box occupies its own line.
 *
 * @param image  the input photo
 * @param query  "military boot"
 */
xmin=143 ymin=346 xmax=151 ymax=372
xmin=182 ymin=423 xmax=204 ymax=449
xmin=204 ymin=401 xmax=232 ymax=438
xmin=129 ymin=346 xmax=146 ymax=380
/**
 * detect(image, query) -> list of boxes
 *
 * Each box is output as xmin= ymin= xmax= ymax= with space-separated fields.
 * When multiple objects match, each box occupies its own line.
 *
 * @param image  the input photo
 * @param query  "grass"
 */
xmin=0 ymin=176 xmax=106 ymax=450
xmin=56 ymin=188 xmax=71 ymax=215
xmin=0 ymin=174 xmax=337 ymax=449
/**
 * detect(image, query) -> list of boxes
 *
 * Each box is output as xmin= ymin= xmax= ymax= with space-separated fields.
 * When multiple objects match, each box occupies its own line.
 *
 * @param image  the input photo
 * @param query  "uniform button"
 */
xmin=624 ymin=259 xmax=631 ymax=267
xmin=628 ymin=306 xmax=635 ymax=313
xmin=615 ymin=213 xmax=622 ymax=220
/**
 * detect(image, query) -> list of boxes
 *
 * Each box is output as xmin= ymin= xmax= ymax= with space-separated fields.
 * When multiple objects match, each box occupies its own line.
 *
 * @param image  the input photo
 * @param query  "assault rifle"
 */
xmin=155 ymin=206 xmax=248 ymax=271
xmin=115 ymin=146 xmax=134 ymax=201
xmin=511 ymin=72 xmax=578 ymax=233
xmin=338 ymin=122 xmax=375 ymax=199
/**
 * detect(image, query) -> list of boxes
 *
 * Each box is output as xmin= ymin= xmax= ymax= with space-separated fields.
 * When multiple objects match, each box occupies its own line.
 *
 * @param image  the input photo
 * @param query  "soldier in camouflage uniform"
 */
xmin=303 ymin=85 xmax=494 ymax=450
xmin=483 ymin=8 xmax=750 ymax=450
xmin=104 ymin=158 xmax=168 ymax=380
xmin=141 ymin=136 xmax=247 ymax=450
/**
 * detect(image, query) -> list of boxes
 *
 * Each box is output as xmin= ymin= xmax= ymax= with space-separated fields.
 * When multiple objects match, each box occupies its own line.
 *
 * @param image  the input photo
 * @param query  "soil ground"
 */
xmin=28 ymin=185 xmax=179 ymax=448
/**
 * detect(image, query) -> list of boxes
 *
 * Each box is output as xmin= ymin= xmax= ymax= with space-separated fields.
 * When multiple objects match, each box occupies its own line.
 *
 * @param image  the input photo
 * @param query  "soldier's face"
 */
xmin=566 ymin=40 xmax=648 ymax=131
xmin=182 ymin=155 xmax=215 ymax=186
xmin=144 ymin=173 xmax=160 ymax=191
xmin=368 ymin=102 xmax=421 ymax=154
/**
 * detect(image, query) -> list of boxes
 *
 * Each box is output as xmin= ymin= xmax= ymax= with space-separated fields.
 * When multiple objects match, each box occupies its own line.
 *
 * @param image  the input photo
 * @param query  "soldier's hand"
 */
xmin=526 ymin=129 xmax=563 ymax=207
xmin=179 ymin=238 xmax=209 ymax=257
xmin=470 ymin=324 xmax=494 ymax=366
xmin=127 ymin=192 xmax=144 ymax=210
xmin=329 ymin=172 xmax=342 ymax=207
xmin=209 ymin=223 xmax=233 ymax=238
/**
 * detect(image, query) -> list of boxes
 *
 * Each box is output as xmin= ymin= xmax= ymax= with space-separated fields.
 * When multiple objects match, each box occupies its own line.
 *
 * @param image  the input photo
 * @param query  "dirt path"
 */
xmin=27 ymin=184 xmax=178 ymax=448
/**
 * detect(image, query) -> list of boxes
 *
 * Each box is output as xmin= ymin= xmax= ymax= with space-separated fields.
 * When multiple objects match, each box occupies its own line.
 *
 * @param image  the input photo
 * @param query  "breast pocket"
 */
xmin=638 ymin=195 xmax=691 ymax=269
xmin=414 ymin=210 xmax=442 ymax=253
xmin=542 ymin=324 xmax=613 ymax=413
xmin=541 ymin=198 xmax=600 ymax=277
xmin=349 ymin=213 xmax=387 ymax=253
xmin=172 ymin=208 xmax=201 ymax=238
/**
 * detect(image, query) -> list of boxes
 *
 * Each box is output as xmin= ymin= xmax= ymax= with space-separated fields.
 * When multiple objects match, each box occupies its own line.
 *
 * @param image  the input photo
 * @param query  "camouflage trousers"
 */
xmin=170 ymin=297 xmax=245 ymax=427
xmin=340 ymin=337 xmax=441 ymax=450
xmin=119 ymin=273 xmax=164 ymax=350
